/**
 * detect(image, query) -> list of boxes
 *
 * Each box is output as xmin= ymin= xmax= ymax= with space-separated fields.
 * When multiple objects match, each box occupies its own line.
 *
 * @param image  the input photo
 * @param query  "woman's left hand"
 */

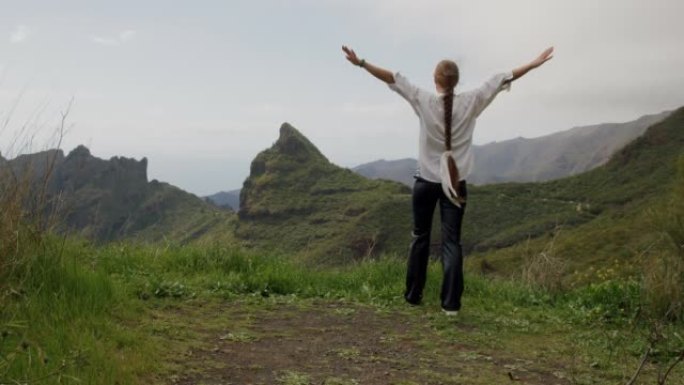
xmin=530 ymin=46 xmax=554 ymax=68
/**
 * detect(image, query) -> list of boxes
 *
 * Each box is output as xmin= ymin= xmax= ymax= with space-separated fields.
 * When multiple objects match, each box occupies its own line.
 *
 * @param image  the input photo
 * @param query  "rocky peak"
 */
xmin=58 ymin=145 xmax=148 ymax=192
xmin=274 ymin=122 xmax=328 ymax=163
xmin=246 ymin=123 xmax=329 ymax=180
xmin=67 ymin=145 xmax=91 ymax=159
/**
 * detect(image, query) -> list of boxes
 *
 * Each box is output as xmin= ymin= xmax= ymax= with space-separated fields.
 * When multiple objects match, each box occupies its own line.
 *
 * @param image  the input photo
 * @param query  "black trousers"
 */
xmin=405 ymin=177 xmax=467 ymax=311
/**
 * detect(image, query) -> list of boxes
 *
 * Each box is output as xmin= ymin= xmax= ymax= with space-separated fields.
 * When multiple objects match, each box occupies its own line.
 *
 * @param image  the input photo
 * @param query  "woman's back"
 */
xmin=388 ymin=71 xmax=513 ymax=182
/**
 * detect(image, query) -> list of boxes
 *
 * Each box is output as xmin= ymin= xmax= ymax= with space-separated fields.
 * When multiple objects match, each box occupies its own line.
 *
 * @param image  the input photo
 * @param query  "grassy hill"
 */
xmin=234 ymin=123 xmax=413 ymax=263
xmin=465 ymin=107 xmax=684 ymax=281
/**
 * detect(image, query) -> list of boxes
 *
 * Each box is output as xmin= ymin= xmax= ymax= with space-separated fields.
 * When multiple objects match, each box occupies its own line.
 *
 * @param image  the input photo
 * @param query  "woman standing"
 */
xmin=342 ymin=45 xmax=553 ymax=315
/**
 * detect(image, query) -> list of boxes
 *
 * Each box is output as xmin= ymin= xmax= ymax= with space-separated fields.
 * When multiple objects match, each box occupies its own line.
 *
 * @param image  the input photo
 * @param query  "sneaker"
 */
xmin=442 ymin=309 xmax=459 ymax=316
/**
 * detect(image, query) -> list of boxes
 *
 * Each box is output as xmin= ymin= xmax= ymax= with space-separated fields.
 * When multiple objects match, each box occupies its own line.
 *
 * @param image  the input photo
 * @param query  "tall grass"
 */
xmin=95 ymin=242 xmax=409 ymax=305
xmin=0 ymin=101 xmax=154 ymax=384
xmin=643 ymin=155 xmax=684 ymax=320
xmin=0 ymin=238 xmax=152 ymax=384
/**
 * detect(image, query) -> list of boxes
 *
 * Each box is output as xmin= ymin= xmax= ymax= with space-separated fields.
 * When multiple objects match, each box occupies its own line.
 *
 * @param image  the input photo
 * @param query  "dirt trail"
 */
xmin=157 ymin=298 xmax=571 ymax=385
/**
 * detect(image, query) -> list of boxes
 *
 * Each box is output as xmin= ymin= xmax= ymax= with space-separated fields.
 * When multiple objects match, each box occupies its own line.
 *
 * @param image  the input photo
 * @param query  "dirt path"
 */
xmin=154 ymin=298 xmax=571 ymax=385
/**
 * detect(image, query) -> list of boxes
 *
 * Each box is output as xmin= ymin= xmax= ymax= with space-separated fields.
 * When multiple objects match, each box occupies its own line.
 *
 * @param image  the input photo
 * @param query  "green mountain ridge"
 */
xmin=2 ymin=145 xmax=230 ymax=243
xmin=234 ymin=122 xmax=413 ymax=263
xmin=466 ymin=107 xmax=684 ymax=279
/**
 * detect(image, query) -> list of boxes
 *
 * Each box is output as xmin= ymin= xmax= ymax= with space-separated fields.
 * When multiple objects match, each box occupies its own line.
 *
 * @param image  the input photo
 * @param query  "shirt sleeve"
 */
xmin=387 ymin=72 xmax=422 ymax=114
xmin=470 ymin=71 xmax=514 ymax=117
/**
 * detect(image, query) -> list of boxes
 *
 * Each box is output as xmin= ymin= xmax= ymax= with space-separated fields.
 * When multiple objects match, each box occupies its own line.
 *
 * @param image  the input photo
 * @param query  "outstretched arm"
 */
xmin=342 ymin=45 xmax=395 ymax=84
xmin=510 ymin=46 xmax=554 ymax=82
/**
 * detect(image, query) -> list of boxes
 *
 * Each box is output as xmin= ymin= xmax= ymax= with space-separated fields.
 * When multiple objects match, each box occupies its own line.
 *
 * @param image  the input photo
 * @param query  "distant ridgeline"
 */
xmin=354 ymin=110 xmax=672 ymax=186
xmin=2 ymin=145 xmax=227 ymax=243
xmin=3 ymin=107 xmax=682 ymax=273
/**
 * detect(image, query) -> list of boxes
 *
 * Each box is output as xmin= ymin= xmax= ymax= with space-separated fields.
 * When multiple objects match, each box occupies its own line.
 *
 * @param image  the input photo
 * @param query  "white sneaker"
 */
xmin=442 ymin=309 xmax=459 ymax=316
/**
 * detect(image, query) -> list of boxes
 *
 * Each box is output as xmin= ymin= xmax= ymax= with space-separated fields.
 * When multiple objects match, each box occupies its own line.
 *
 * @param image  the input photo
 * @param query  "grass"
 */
xmin=2 ymin=236 xmax=683 ymax=384
xmin=0 ymin=238 xmax=157 ymax=384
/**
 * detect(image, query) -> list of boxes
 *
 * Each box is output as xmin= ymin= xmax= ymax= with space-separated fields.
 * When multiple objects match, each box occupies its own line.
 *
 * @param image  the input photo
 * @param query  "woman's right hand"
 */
xmin=342 ymin=45 xmax=362 ymax=66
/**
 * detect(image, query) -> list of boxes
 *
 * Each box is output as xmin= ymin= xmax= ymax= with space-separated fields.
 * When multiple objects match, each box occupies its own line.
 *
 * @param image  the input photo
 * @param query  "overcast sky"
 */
xmin=1 ymin=0 xmax=682 ymax=195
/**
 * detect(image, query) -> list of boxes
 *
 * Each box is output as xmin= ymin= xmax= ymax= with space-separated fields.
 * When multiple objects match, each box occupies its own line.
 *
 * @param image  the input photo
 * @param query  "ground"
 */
xmin=147 ymin=297 xmax=586 ymax=385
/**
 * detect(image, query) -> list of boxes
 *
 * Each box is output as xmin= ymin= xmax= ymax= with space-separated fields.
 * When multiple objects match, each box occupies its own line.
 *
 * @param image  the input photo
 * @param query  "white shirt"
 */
xmin=388 ymin=71 xmax=513 ymax=183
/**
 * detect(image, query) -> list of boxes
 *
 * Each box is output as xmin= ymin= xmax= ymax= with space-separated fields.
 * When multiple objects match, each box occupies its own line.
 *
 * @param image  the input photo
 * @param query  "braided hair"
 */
xmin=435 ymin=60 xmax=463 ymax=201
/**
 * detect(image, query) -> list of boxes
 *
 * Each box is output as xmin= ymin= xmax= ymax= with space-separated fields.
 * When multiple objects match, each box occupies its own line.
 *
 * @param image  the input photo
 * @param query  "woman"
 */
xmin=342 ymin=45 xmax=553 ymax=315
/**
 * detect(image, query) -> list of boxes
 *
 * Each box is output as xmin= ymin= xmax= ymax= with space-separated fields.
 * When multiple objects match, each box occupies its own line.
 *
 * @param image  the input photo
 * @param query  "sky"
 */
xmin=1 ymin=0 xmax=682 ymax=195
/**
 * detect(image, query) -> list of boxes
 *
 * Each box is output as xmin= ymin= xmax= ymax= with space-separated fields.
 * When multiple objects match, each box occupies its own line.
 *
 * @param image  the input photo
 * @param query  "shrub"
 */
xmin=521 ymin=231 xmax=567 ymax=293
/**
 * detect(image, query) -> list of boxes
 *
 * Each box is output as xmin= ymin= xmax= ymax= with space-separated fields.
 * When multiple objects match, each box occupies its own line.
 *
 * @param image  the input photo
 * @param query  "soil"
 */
xmin=161 ymin=298 xmax=571 ymax=385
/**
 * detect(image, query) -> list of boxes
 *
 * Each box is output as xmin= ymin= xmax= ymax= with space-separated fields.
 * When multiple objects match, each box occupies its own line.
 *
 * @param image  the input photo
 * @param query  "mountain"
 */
xmin=5 ymin=106 xmax=680 ymax=277
xmin=352 ymin=158 xmax=417 ymax=186
xmin=235 ymin=123 xmax=412 ymax=263
xmin=469 ymin=110 xmax=672 ymax=184
xmin=463 ymin=107 xmax=684 ymax=278
xmin=354 ymin=111 xmax=671 ymax=186
xmin=3 ymin=145 xmax=232 ymax=243
xmin=205 ymin=189 xmax=241 ymax=211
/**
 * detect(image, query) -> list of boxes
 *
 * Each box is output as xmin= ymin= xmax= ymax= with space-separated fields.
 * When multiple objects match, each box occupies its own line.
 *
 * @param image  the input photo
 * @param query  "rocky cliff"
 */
xmin=3 ymin=145 xmax=229 ymax=242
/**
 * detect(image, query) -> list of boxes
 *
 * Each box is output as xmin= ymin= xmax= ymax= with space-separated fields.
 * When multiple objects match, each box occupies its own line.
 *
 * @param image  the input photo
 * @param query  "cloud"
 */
xmin=119 ymin=29 xmax=136 ymax=42
xmin=9 ymin=25 xmax=29 ymax=44
xmin=90 ymin=29 xmax=137 ymax=46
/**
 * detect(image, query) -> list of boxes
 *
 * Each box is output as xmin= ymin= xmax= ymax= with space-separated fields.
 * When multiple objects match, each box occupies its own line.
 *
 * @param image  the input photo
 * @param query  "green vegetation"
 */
xmin=0 ymin=238 xmax=158 ymax=384
xmin=2 ymin=237 xmax=683 ymax=383
xmin=233 ymin=123 xmax=413 ymax=263
xmin=468 ymin=107 xmax=684 ymax=280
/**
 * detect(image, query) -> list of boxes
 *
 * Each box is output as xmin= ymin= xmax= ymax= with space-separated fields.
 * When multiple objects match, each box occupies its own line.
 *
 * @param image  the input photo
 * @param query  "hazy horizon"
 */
xmin=2 ymin=0 xmax=683 ymax=195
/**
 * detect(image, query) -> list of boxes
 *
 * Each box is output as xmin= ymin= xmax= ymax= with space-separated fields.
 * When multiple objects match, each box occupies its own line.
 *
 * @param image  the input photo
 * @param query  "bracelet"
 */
xmin=358 ymin=59 xmax=366 ymax=68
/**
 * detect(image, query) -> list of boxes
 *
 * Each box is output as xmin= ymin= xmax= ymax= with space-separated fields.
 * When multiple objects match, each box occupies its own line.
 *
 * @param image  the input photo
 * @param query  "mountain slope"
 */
xmin=354 ymin=111 xmax=671 ymax=186
xmin=235 ymin=123 xmax=412 ymax=263
xmin=464 ymin=107 xmax=684 ymax=278
xmin=353 ymin=158 xmax=417 ymax=186
xmin=3 ymin=145 xmax=232 ymax=243
xmin=204 ymin=189 xmax=241 ymax=210
xmin=470 ymin=110 xmax=672 ymax=184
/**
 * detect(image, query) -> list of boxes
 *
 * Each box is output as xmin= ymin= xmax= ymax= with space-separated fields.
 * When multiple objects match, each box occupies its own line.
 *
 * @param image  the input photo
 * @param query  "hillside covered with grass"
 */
xmin=465 ymin=106 xmax=684 ymax=282
xmin=232 ymin=123 xmax=413 ymax=263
